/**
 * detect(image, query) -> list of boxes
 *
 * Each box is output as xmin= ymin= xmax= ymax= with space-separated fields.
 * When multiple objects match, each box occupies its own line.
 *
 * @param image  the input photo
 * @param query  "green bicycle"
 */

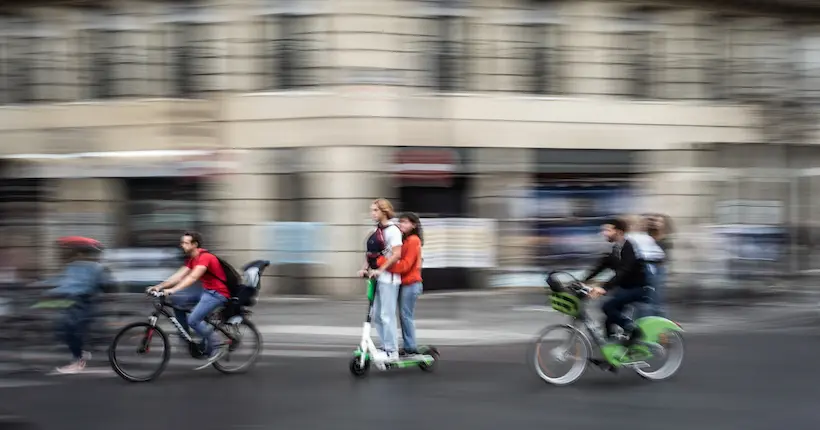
xmin=530 ymin=271 xmax=685 ymax=386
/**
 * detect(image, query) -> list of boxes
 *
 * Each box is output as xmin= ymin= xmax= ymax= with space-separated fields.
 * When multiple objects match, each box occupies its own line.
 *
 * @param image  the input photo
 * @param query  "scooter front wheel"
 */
xmin=349 ymin=356 xmax=370 ymax=377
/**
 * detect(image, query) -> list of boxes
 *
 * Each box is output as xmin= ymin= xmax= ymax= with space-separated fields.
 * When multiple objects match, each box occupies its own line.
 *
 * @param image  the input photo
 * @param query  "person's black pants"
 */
xmin=601 ymin=287 xmax=649 ymax=336
xmin=56 ymin=298 xmax=93 ymax=360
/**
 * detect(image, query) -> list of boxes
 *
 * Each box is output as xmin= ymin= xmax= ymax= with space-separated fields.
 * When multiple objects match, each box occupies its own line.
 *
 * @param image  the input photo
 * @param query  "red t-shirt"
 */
xmin=186 ymin=249 xmax=230 ymax=298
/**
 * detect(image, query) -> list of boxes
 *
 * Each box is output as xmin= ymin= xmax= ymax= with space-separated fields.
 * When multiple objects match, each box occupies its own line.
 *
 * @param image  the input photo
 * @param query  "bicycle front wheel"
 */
xmin=213 ymin=319 xmax=262 ymax=374
xmin=530 ymin=324 xmax=591 ymax=386
xmin=109 ymin=322 xmax=170 ymax=383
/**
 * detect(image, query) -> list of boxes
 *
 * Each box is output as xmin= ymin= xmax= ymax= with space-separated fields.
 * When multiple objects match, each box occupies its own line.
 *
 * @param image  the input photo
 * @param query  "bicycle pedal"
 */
xmin=622 ymin=361 xmax=650 ymax=369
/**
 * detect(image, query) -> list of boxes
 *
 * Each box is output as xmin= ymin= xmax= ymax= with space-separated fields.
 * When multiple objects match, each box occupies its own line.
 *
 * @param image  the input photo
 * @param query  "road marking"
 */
xmin=0 ymin=379 xmax=52 ymax=388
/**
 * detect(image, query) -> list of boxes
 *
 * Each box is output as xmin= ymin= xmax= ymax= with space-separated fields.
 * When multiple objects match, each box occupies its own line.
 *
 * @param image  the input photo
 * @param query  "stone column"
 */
xmin=206 ymin=149 xmax=284 ymax=296
xmin=300 ymin=146 xmax=397 ymax=296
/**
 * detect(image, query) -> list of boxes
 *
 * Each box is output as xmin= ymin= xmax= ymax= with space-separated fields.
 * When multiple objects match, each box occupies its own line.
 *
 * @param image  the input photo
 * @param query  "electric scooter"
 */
xmin=349 ymin=277 xmax=440 ymax=378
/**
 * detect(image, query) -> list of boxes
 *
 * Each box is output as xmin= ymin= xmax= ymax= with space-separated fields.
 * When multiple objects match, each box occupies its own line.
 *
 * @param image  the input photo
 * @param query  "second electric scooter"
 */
xmin=349 ymin=277 xmax=439 ymax=378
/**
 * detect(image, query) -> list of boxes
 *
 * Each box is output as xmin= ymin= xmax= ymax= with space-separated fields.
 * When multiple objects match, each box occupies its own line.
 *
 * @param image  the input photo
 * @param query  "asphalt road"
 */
xmin=1 ymin=330 xmax=818 ymax=430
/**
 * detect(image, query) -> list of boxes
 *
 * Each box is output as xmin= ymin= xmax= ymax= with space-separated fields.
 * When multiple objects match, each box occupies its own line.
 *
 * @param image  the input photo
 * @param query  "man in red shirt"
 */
xmin=148 ymin=231 xmax=230 ymax=367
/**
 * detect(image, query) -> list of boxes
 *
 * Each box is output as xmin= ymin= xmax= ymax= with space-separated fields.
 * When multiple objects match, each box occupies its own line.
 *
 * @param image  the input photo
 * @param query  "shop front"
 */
xmin=1 ymin=150 xmax=233 ymax=291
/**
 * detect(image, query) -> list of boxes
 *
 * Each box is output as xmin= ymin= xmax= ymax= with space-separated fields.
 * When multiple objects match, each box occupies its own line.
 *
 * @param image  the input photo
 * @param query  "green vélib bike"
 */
xmin=530 ymin=271 xmax=685 ymax=386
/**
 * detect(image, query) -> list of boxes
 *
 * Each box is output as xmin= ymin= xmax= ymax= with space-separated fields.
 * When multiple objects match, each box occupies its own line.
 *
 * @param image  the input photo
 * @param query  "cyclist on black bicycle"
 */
xmin=584 ymin=217 xmax=665 ymax=347
xmin=147 ymin=231 xmax=229 ymax=368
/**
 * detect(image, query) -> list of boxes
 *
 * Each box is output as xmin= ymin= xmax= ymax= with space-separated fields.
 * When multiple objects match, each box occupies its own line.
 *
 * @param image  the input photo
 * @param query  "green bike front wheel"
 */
xmin=530 ymin=324 xmax=591 ymax=386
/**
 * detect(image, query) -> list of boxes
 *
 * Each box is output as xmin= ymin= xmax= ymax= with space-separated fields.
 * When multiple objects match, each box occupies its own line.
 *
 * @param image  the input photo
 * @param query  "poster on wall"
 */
xmin=413 ymin=218 xmax=497 ymax=269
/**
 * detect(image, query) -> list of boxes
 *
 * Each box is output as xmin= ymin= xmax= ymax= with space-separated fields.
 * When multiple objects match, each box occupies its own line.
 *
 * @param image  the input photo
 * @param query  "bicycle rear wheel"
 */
xmin=108 ymin=322 xmax=170 ymax=382
xmin=213 ymin=319 xmax=262 ymax=374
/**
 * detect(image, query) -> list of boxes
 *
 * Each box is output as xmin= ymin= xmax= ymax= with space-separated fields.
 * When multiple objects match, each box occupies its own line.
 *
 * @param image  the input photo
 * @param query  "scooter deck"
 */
xmin=353 ymin=349 xmax=436 ymax=368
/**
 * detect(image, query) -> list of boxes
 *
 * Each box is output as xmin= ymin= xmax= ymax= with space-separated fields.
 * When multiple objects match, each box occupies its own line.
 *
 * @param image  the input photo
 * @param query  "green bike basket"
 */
xmin=549 ymin=292 xmax=582 ymax=317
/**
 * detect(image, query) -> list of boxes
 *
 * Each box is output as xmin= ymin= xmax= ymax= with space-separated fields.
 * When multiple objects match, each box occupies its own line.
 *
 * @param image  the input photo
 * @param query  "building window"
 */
xmin=0 ymin=15 xmax=34 ymax=104
xmin=796 ymin=33 xmax=820 ymax=103
xmin=500 ymin=5 xmax=562 ymax=95
xmin=417 ymin=0 xmax=470 ymax=92
xmin=93 ymin=14 xmax=155 ymax=99
xmin=163 ymin=3 xmax=223 ymax=98
xmin=78 ymin=8 xmax=115 ymax=100
xmin=613 ymin=8 xmax=663 ymax=99
xmin=704 ymin=15 xmax=735 ymax=100
xmin=257 ymin=1 xmax=323 ymax=91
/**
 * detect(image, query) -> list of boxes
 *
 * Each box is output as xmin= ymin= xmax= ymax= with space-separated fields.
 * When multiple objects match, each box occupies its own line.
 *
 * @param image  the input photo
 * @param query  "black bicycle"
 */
xmin=108 ymin=290 xmax=262 ymax=382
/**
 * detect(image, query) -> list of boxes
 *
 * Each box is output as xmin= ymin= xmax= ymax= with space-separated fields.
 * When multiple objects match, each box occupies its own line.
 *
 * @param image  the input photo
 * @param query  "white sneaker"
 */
xmin=53 ymin=359 xmax=86 ymax=375
xmin=194 ymin=345 xmax=226 ymax=371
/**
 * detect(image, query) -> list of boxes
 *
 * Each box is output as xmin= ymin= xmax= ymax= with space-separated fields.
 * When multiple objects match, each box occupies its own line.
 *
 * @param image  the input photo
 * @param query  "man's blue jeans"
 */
xmin=601 ymin=287 xmax=649 ymax=335
xmin=187 ymin=290 xmax=228 ymax=354
xmin=399 ymin=283 xmax=423 ymax=352
xmin=169 ymin=284 xmax=204 ymax=338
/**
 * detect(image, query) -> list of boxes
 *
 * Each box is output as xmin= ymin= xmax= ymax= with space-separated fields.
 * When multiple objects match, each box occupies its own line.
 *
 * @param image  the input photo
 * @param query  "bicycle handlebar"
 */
xmin=546 ymin=270 xmax=593 ymax=296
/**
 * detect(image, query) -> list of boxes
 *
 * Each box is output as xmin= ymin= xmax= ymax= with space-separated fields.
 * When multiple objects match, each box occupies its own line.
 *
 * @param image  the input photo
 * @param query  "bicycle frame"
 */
xmin=144 ymin=297 xmax=240 ymax=352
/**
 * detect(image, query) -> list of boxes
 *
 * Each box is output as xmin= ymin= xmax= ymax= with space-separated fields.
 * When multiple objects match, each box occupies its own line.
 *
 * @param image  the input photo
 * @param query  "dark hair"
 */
xmin=605 ymin=217 xmax=628 ymax=233
xmin=399 ymin=212 xmax=423 ymax=246
xmin=183 ymin=231 xmax=204 ymax=248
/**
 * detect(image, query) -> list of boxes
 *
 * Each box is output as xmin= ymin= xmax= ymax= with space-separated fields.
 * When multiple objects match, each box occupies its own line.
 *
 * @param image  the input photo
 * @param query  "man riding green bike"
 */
xmin=584 ymin=216 xmax=665 ymax=347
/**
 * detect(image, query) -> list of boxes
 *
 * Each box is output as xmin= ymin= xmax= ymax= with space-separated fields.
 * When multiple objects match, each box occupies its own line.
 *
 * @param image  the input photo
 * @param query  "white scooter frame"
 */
xmin=349 ymin=278 xmax=438 ymax=377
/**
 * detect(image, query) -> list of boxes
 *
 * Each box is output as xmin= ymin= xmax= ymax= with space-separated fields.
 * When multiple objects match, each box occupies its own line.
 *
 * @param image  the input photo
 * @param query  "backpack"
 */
xmin=365 ymin=224 xmax=389 ymax=269
xmin=201 ymin=251 xmax=243 ymax=298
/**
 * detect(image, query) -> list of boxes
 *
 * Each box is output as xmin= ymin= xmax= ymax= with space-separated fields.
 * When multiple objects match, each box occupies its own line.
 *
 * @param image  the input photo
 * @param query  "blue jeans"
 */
xmin=601 ymin=287 xmax=649 ymax=336
xmin=651 ymin=265 xmax=668 ymax=317
xmin=169 ymin=284 xmax=204 ymax=338
xmin=373 ymin=280 xmax=400 ymax=353
xmin=635 ymin=264 xmax=667 ymax=319
xmin=399 ymin=283 xmax=423 ymax=352
xmin=188 ymin=290 xmax=228 ymax=354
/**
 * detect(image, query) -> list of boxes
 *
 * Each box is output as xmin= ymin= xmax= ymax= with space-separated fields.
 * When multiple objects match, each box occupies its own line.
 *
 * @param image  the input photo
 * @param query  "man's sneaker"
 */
xmin=194 ymin=345 xmax=227 ymax=371
xmin=53 ymin=359 xmax=86 ymax=375
xmin=81 ymin=351 xmax=92 ymax=361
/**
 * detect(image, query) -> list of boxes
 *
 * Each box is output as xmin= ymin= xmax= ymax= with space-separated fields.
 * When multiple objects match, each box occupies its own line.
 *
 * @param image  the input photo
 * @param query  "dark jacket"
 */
xmin=584 ymin=239 xmax=654 ymax=291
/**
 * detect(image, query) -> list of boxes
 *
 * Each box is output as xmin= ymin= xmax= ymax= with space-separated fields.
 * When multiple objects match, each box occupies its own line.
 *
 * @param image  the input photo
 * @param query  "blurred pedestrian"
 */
xmin=644 ymin=213 xmax=673 ymax=317
xmin=47 ymin=237 xmax=111 ymax=374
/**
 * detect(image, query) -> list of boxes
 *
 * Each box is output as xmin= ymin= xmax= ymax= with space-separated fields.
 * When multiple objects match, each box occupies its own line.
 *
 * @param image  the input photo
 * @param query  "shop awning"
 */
xmin=0 ymin=150 xmax=240 ymax=179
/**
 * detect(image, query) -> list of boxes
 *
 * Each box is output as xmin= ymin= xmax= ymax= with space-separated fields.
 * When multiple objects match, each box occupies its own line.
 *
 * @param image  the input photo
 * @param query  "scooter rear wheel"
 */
xmin=349 ymin=356 xmax=370 ymax=377
xmin=419 ymin=347 xmax=440 ymax=372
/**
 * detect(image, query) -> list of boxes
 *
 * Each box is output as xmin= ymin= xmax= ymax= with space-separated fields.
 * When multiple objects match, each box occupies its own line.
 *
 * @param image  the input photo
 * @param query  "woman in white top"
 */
xmin=357 ymin=198 xmax=403 ymax=362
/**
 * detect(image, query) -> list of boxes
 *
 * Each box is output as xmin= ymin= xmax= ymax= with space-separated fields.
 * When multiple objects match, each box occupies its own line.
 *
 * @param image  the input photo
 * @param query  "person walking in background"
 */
xmin=47 ymin=237 xmax=112 ymax=375
xmin=376 ymin=212 xmax=424 ymax=355
xmin=645 ymin=213 xmax=673 ymax=317
xmin=357 ymin=199 xmax=403 ymax=362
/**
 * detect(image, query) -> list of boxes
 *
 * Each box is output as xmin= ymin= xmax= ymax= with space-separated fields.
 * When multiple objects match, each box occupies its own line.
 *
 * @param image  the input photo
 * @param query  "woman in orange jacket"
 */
xmin=374 ymin=212 xmax=423 ymax=355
